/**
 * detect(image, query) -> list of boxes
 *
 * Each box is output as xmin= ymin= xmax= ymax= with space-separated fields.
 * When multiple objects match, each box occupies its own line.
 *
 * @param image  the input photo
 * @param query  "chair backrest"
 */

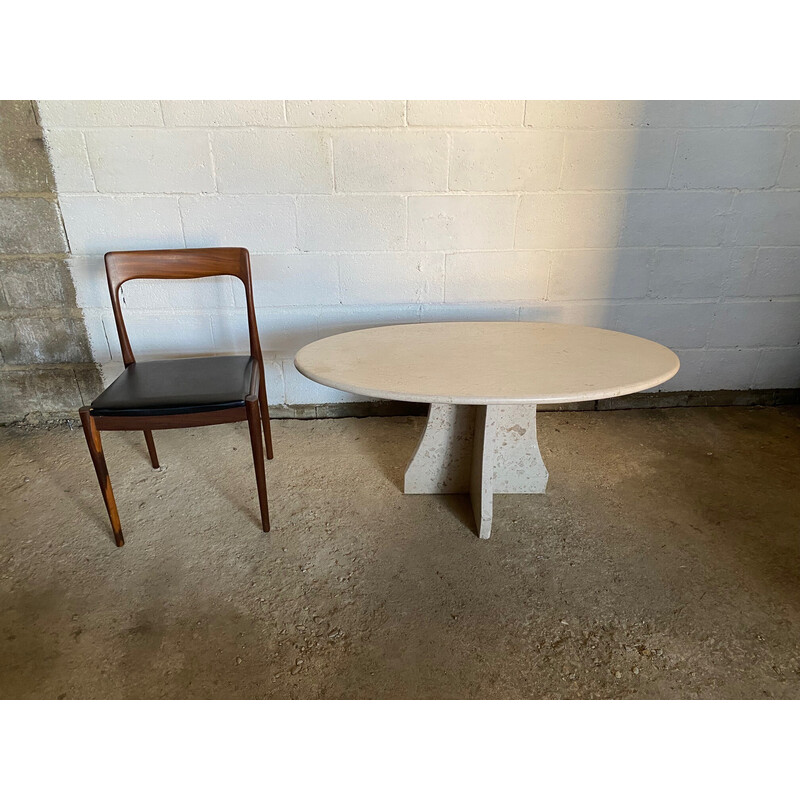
xmin=104 ymin=247 xmax=262 ymax=368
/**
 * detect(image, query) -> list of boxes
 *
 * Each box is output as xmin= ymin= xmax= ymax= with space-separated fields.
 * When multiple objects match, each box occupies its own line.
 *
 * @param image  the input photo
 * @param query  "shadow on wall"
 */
xmin=525 ymin=101 xmax=675 ymax=335
xmin=510 ymin=101 xmax=800 ymax=394
xmin=417 ymin=100 xmax=771 ymax=394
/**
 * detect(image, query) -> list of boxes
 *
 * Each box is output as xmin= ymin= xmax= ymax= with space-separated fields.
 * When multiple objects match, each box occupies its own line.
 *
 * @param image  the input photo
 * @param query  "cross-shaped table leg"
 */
xmin=404 ymin=403 xmax=548 ymax=538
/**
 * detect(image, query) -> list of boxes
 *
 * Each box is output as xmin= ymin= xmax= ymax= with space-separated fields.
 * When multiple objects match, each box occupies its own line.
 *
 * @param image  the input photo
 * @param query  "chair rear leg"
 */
xmin=258 ymin=371 xmax=274 ymax=460
xmin=79 ymin=407 xmax=124 ymax=547
xmin=246 ymin=396 xmax=270 ymax=532
xmin=143 ymin=430 xmax=159 ymax=469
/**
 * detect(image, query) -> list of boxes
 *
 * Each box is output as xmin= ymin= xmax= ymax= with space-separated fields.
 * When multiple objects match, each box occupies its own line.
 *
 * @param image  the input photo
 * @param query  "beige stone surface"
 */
xmin=405 ymin=403 xmax=550 ymax=538
xmin=295 ymin=322 xmax=679 ymax=405
xmin=404 ymin=403 xmax=476 ymax=494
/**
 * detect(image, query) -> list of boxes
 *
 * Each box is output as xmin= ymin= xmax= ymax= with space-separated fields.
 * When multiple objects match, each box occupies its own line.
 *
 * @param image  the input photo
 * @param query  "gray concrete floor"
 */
xmin=1 ymin=406 xmax=799 ymax=699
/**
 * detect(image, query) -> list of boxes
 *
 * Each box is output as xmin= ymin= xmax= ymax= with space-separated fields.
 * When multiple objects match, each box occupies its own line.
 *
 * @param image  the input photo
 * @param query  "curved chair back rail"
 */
xmin=104 ymin=247 xmax=263 ymax=368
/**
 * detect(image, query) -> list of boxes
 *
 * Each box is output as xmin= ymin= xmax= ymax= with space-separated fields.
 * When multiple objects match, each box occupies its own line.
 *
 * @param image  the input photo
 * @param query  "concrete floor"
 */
xmin=1 ymin=406 xmax=799 ymax=699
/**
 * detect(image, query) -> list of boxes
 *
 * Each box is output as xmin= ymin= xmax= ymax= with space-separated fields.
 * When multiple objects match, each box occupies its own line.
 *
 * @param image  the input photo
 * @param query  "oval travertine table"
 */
xmin=295 ymin=322 xmax=680 ymax=539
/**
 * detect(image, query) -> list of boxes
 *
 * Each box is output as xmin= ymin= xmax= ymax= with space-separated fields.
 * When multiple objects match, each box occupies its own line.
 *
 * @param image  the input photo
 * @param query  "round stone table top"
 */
xmin=294 ymin=321 xmax=680 ymax=405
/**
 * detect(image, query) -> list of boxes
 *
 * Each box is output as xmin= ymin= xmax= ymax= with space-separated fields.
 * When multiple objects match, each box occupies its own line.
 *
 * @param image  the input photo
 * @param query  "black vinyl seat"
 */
xmin=90 ymin=355 xmax=255 ymax=417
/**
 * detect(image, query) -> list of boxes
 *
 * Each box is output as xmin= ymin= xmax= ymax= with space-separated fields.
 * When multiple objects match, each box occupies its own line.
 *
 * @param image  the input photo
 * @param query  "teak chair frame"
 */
xmin=79 ymin=247 xmax=273 ymax=547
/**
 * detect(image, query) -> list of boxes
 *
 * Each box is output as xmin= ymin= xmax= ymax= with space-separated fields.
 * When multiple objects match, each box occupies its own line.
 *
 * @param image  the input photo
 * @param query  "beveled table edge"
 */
xmin=294 ymin=321 xmax=681 ymax=406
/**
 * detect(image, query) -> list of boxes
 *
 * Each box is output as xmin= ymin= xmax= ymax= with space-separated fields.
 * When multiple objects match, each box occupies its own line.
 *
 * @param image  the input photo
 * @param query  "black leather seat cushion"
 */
xmin=91 ymin=355 xmax=255 ymax=416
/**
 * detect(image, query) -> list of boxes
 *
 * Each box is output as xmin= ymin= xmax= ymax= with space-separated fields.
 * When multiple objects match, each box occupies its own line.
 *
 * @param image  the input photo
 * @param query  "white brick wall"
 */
xmin=449 ymin=131 xmax=563 ymax=191
xmin=516 ymin=194 xmax=626 ymax=249
xmin=40 ymin=100 xmax=800 ymax=405
xmin=85 ymin=129 xmax=215 ymax=193
xmin=286 ymin=101 xmax=404 ymax=128
xmin=334 ymin=131 xmax=448 ymax=192
xmin=407 ymin=101 xmax=524 ymax=127
xmin=180 ymin=195 xmax=296 ymax=251
xmin=669 ymin=130 xmax=786 ymax=189
xmin=778 ymin=134 xmax=800 ymax=188
xmin=59 ymin=195 xmax=184 ymax=254
xmin=561 ymin=130 xmax=675 ymax=190
xmin=408 ymin=195 xmax=517 ymax=250
xmin=213 ymin=130 xmax=332 ymax=193
xmin=298 ymin=196 xmax=406 ymax=252
xmin=444 ymin=252 xmax=549 ymax=303
xmin=338 ymin=253 xmax=444 ymax=304
xmin=162 ymin=101 xmax=285 ymax=127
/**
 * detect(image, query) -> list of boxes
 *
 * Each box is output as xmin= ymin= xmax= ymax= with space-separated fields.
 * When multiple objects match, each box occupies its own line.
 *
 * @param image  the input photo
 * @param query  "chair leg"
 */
xmin=258 ymin=368 xmax=274 ymax=460
xmin=246 ymin=396 xmax=270 ymax=532
xmin=143 ymin=430 xmax=159 ymax=469
xmin=79 ymin=407 xmax=124 ymax=547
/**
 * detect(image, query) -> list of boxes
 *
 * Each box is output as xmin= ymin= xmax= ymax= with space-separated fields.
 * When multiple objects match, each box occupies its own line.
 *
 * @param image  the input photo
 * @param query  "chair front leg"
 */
xmin=257 ymin=364 xmax=274 ymax=460
xmin=79 ymin=407 xmax=124 ymax=547
xmin=246 ymin=396 xmax=270 ymax=532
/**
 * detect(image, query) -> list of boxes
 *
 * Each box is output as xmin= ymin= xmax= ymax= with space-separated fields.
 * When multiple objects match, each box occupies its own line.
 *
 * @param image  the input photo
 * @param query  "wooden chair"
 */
xmin=79 ymin=247 xmax=273 ymax=547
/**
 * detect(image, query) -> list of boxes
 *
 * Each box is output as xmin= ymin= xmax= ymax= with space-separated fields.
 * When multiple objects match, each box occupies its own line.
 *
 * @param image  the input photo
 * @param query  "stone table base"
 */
xmin=404 ymin=403 xmax=548 ymax=538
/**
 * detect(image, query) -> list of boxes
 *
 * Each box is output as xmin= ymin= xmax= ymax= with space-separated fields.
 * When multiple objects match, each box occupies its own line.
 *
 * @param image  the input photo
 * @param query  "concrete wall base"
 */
xmin=5 ymin=388 xmax=798 ymax=427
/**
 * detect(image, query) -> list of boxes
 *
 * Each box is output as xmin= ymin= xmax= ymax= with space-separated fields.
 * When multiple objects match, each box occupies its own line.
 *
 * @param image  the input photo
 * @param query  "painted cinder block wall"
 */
xmin=38 ymin=100 xmax=800 ymax=409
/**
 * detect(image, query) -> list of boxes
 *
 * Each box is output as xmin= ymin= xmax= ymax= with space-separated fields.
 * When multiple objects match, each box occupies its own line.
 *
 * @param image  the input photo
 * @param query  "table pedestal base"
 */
xmin=404 ymin=403 xmax=548 ymax=539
